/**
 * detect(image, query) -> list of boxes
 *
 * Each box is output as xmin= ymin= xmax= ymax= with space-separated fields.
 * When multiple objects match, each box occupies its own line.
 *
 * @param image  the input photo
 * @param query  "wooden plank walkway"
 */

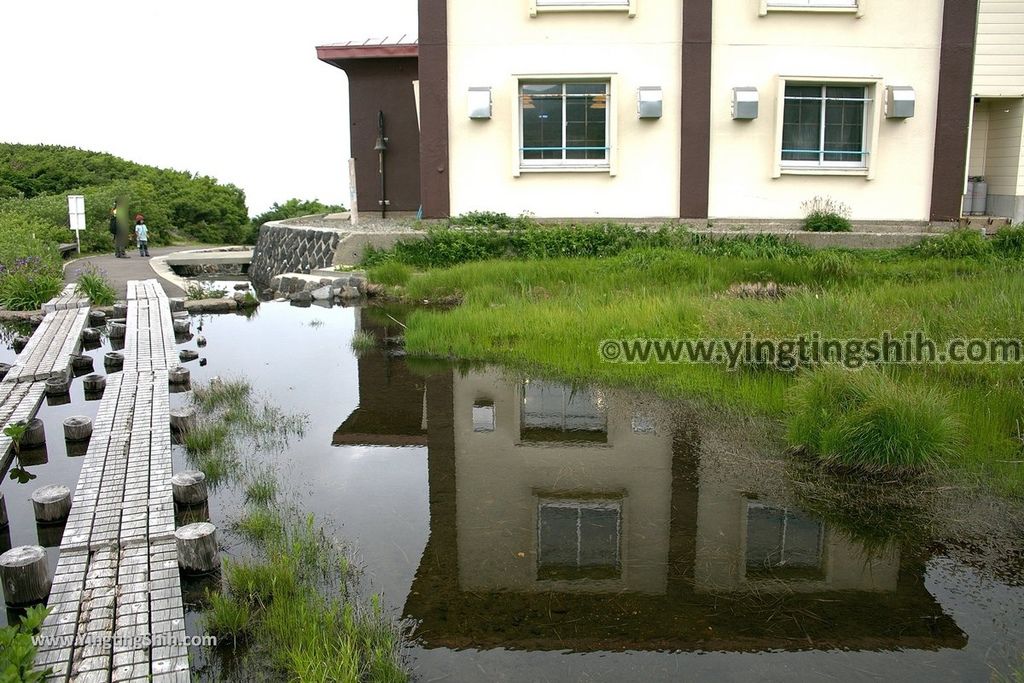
xmin=42 ymin=284 xmax=91 ymax=314
xmin=33 ymin=279 xmax=190 ymax=683
xmin=6 ymin=308 xmax=89 ymax=383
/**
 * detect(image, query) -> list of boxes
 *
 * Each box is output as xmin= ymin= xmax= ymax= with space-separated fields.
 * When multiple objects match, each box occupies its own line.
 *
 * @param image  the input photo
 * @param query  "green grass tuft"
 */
xmin=244 ymin=470 xmax=278 ymax=506
xmin=789 ymin=367 xmax=961 ymax=473
xmin=994 ymin=224 xmax=1024 ymax=258
xmin=74 ymin=265 xmax=116 ymax=306
xmin=368 ymin=261 xmax=413 ymax=287
xmin=184 ymin=423 xmax=230 ymax=456
xmin=235 ymin=508 xmax=284 ymax=544
xmin=202 ymin=590 xmax=252 ymax=645
xmin=917 ymin=229 xmax=993 ymax=259
xmin=350 ymin=330 xmax=377 ymax=354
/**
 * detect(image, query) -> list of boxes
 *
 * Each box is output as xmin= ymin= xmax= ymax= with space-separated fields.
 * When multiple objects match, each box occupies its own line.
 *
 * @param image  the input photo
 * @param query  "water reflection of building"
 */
xmin=402 ymin=367 xmax=966 ymax=653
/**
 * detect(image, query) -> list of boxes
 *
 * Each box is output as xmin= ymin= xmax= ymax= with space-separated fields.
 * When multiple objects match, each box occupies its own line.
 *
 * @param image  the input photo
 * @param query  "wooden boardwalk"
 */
xmin=29 ymin=280 xmax=191 ymax=682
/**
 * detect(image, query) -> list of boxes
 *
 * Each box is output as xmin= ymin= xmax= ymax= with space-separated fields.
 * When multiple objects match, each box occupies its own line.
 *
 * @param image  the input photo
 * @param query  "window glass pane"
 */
xmin=783 ymin=513 xmax=824 ymax=568
xmin=566 ymin=91 xmax=607 ymax=161
xmin=522 ymin=85 xmax=563 ymax=160
xmin=578 ymin=507 xmax=619 ymax=567
xmin=539 ymin=506 xmax=578 ymax=567
xmin=522 ymin=381 xmax=607 ymax=442
xmin=824 ymin=86 xmax=865 ymax=164
xmin=782 ymin=85 xmax=821 ymax=162
xmin=745 ymin=503 xmax=785 ymax=570
xmin=566 ymin=83 xmax=607 ymax=96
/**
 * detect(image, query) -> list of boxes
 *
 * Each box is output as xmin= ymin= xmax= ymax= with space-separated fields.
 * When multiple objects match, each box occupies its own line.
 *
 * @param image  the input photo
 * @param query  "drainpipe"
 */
xmin=374 ymin=111 xmax=389 ymax=219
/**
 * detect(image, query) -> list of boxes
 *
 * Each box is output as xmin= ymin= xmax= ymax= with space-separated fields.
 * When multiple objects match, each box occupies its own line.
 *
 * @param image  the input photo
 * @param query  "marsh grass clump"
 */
xmin=244 ymin=469 xmax=277 ymax=506
xmin=235 ymin=507 xmax=283 ymax=544
xmin=184 ymin=423 xmax=230 ymax=456
xmin=186 ymin=282 xmax=229 ymax=300
xmin=202 ymin=591 xmax=252 ymax=646
xmin=193 ymin=378 xmax=251 ymax=413
xmin=789 ymin=366 xmax=961 ymax=473
xmin=350 ymin=330 xmax=377 ymax=354
xmin=369 ymin=261 xmax=413 ymax=287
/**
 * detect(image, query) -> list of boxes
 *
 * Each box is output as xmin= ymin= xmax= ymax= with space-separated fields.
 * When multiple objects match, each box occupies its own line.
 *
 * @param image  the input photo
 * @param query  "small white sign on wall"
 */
xmin=67 ymin=194 xmax=85 ymax=252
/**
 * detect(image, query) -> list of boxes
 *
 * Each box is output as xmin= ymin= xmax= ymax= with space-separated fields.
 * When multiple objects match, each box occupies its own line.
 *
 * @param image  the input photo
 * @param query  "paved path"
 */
xmin=63 ymin=247 xmax=201 ymax=299
xmin=33 ymin=280 xmax=190 ymax=682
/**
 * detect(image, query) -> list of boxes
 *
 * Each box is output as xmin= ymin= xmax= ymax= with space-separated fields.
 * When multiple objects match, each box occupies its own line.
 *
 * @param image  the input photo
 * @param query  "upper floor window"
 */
xmin=767 ymin=0 xmax=856 ymax=8
xmin=531 ymin=0 xmax=636 ymax=17
xmin=520 ymin=82 xmax=611 ymax=171
xmin=782 ymin=84 xmax=868 ymax=169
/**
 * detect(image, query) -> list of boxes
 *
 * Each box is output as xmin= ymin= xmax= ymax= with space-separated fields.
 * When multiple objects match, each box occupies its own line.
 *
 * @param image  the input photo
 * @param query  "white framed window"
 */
xmin=537 ymin=498 xmax=621 ymax=581
xmin=519 ymin=82 xmax=611 ymax=171
xmin=773 ymin=77 xmax=881 ymax=178
xmin=531 ymin=0 xmax=637 ymax=17
xmin=781 ymin=84 xmax=869 ymax=169
xmin=762 ymin=0 xmax=859 ymax=12
xmin=744 ymin=501 xmax=825 ymax=580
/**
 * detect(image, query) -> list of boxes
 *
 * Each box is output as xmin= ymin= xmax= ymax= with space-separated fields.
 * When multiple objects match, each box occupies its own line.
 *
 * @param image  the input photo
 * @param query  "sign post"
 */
xmin=67 ymin=195 xmax=85 ymax=254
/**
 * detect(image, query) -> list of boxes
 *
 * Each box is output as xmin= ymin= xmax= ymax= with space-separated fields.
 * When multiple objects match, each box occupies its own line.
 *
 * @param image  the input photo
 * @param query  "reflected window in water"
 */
xmin=745 ymin=501 xmax=825 ymax=580
xmin=521 ymin=381 xmax=607 ymax=443
xmin=472 ymin=400 xmax=495 ymax=432
xmin=537 ymin=499 xmax=621 ymax=581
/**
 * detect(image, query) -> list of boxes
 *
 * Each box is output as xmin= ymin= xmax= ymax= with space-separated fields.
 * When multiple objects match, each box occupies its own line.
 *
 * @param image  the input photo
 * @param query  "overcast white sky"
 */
xmin=0 ymin=1 xmax=418 ymax=215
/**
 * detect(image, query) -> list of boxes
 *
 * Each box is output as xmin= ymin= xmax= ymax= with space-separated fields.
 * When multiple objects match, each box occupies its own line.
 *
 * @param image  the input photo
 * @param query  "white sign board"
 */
xmin=67 ymin=195 xmax=86 ymax=231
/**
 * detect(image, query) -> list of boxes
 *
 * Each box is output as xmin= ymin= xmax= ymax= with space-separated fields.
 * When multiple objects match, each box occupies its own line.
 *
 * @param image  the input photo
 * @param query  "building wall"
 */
xmin=446 ymin=0 xmax=683 ymax=218
xmin=343 ymin=58 xmax=422 ymax=214
xmin=982 ymin=97 xmax=1024 ymax=219
xmin=975 ymin=0 xmax=1024 ymax=98
xmin=452 ymin=370 xmax=675 ymax=594
xmin=969 ymin=100 xmax=991 ymax=177
xmin=707 ymin=1 xmax=944 ymax=222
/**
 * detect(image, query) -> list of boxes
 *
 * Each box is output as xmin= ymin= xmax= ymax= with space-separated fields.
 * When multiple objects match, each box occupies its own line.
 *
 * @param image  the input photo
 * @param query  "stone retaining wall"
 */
xmin=249 ymin=221 xmax=345 ymax=285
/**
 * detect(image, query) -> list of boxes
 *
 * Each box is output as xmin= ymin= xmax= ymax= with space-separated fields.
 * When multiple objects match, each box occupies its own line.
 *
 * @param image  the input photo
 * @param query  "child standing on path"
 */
xmin=134 ymin=214 xmax=150 ymax=257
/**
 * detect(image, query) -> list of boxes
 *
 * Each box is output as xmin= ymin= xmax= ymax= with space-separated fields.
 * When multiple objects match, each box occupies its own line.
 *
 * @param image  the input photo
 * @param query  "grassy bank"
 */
xmin=366 ymin=226 xmax=1024 ymax=496
xmin=182 ymin=379 xmax=409 ymax=681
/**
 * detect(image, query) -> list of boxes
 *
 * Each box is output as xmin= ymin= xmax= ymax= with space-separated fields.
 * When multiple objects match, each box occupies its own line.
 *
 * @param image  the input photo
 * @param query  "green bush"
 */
xmin=0 ymin=605 xmax=51 ymax=682
xmin=789 ymin=366 xmax=961 ymax=473
xmin=0 ymin=143 xmax=249 ymax=250
xmin=247 ymin=198 xmax=346 ymax=243
xmin=73 ymin=265 xmax=116 ymax=306
xmin=449 ymin=211 xmax=535 ymax=230
xmin=917 ymin=229 xmax=993 ymax=259
xmin=993 ymin=225 xmax=1024 ymax=258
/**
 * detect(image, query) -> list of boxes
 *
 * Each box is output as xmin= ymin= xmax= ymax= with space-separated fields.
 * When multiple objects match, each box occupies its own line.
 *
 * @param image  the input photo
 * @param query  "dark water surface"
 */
xmin=1 ymin=302 xmax=1022 ymax=681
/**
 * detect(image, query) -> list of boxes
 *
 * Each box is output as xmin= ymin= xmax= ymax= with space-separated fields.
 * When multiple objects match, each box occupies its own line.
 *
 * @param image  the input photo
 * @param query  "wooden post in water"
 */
xmin=172 ymin=319 xmax=191 ymax=335
xmin=63 ymin=416 xmax=93 ymax=442
xmin=175 ymin=522 xmax=219 ymax=574
xmin=81 ymin=328 xmax=101 ymax=344
xmin=88 ymin=310 xmax=107 ymax=326
xmin=82 ymin=374 xmax=106 ymax=393
xmin=0 ymin=363 xmax=10 ymax=381
xmin=169 ymin=298 xmax=185 ymax=312
xmin=108 ymin=322 xmax=126 ymax=339
xmin=0 ymin=546 xmax=51 ymax=606
xmin=170 ymin=406 xmax=198 ymax=433
xmin=104 ymin=352 xmax=124 ymax=370
xmin=70 ymin=354 xmax=94 ymax=373
xmin=168 ymin=366 xmax=190 ymax=385
xmin=22 ymin=418 xmax=46 ymax=448
xmin=172 ymin=471 xmax=208 ymax=506
xmin=179 ymin=350 xmax=199 ymax=363
xmin=0 ymin=491 xmax=7 ymax=528
xmin=31 ymin=485 xmax=71 ymax=523
xmin=113 ymin=302 xmax=128 ymax=318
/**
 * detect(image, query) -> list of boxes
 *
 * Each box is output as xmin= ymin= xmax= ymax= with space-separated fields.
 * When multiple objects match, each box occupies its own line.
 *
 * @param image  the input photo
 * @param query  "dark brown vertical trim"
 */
xmin=680 ymin=0 xmax=712 ymax=220
xmin=930 ymin=0 xmax=980 ymax=222
xmin=418 ymin=0 xmax=451 ymax=218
